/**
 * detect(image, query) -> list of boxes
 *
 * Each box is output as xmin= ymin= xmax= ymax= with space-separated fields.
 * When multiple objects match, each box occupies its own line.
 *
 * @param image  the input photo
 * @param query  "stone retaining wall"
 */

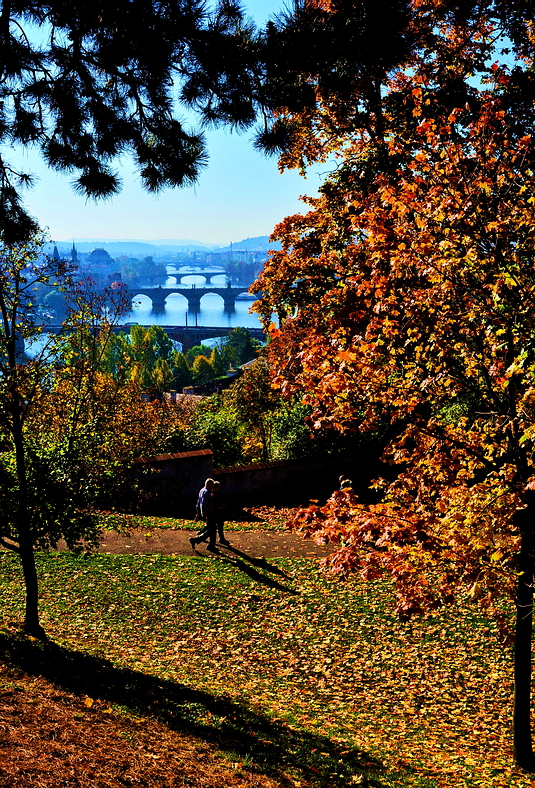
xmin=132 ymin=449 xmax=379 ymax=515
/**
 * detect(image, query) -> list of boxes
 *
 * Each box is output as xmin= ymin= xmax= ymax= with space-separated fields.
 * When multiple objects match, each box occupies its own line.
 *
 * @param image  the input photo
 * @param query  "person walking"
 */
xmin=211 ymin=480 xmax=230 ymax=546
xmin=190 ymin=478 xmax=217 ymax=551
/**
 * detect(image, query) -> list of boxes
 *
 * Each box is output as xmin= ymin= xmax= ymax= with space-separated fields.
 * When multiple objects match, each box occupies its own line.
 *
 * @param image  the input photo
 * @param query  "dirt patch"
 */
xmin=68 ymin=529 xmax=335 ymax=559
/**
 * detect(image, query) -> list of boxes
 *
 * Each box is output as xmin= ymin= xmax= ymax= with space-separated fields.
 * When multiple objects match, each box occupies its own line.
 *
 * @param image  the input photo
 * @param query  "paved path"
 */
xmin=93 ymin=529 xmax=334 ymax=559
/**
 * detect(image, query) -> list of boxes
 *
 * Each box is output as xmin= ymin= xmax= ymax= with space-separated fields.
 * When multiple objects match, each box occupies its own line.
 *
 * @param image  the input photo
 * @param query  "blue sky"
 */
xmin=9 ymin=0 xmax=325 ymax=246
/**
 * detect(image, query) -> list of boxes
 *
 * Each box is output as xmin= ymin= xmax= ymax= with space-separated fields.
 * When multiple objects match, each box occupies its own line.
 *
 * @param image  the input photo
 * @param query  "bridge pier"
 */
xmin=186 ymin=293 xmax=201 ymax=312
xmin=148 ymin=287 xmax=168 ymax=311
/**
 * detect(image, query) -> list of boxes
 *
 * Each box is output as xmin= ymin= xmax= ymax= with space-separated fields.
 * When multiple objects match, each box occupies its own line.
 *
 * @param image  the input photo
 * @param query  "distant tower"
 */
xmin=71 ymin=242 xmax=79 ymax=263
xmin=52 ymin=245 xmax=61 ymax=261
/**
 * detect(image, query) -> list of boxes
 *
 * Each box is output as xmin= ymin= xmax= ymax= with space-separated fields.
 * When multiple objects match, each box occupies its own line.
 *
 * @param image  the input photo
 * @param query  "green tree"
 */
xmin=186 ymin=344 xmax=212 ymax=366
xmin=191 ymin=354 xmax=215 ymax=385
xmin=42 ymin=289 xmax=66 ymax=317
xmin=0 ymin=235 xmax=132 ymax=637
xmin=171 ymin=351 xmax=192 ymax=389
xmin=224 ymin=327 xmax=261 ymax=366
xmin=90 ymin=324 xmax=178 ymax=393
xmin=152 ymin=358 xmax=174 ymax=398
xmin=224 ymin=356 xmax=279 ymax=461
xmin=186 ymin=403 xmax=244 ymax=467
xmin=209 ymin=345 xmax=228 ymax=377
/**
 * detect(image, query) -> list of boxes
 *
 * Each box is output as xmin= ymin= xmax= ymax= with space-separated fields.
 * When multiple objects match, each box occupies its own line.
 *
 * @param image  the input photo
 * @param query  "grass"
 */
xmin=94 ymin=506 xmax=291 ymax=533
xmin=0 ymin=550 xmax=531 ymax=788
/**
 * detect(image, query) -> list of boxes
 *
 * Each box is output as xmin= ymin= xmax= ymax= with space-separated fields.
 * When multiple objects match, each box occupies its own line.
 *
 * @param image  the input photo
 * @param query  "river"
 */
xmin=122 ymin=265 xmax=261 ymax=329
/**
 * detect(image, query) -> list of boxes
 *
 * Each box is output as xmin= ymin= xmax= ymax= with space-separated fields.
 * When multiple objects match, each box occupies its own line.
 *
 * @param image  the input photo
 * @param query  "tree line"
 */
xmin=63 ymin=324 xmax=262 ymax=393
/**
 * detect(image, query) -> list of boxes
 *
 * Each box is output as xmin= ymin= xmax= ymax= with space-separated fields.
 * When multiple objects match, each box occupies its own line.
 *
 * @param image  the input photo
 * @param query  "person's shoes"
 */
xmin=189 ymin=537 xmax=197 ymax=550
xmin=207 ymin=545 xmax=219 ymax=553
xmin=218 ymin=539 xmax=230 ymax=546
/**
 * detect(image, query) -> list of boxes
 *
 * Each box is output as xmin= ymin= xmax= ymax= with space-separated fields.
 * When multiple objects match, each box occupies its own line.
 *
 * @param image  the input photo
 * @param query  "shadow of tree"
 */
xmin=0 ymin=631 xmax=417 ymax=788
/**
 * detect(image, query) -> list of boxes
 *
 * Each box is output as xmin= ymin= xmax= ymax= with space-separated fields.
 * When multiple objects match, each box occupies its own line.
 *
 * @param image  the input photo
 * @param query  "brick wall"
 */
xmin=131 ymin=449 xmax=380 ymax=515
xmin=132 ymin=449 xmax=213 ymax=513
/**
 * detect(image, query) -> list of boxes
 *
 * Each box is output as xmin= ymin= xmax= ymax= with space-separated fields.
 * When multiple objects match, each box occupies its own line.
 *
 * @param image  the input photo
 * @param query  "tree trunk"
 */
xmin=11 ymin=398 xmax=47 ymax=640
xmin=19 ymin=536 xmax=46 ymax=639
xmin=514 ymin=516 xmax=535 ymax=769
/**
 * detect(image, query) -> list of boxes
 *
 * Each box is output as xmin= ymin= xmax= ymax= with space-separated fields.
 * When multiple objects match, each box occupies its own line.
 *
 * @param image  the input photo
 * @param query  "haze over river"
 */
xmin=122 ymin=265 xmax=261 ymax=329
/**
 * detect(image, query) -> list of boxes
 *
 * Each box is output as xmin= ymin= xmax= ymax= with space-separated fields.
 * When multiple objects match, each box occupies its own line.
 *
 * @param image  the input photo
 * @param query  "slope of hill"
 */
xmin=53 ymin=236 xmax=281 ymax=258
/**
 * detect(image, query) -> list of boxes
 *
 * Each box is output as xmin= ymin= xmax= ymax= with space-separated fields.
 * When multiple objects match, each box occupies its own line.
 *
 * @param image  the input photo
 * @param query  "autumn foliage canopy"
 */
xmin=256 ymin=1 xmax=535 ymax=756
xmin=256 ymin=0 xmax=535 ymax=624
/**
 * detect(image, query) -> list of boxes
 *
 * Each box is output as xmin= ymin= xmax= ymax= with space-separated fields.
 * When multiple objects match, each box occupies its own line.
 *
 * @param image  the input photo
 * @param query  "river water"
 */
xmin=123 ymin=265 xmax=261 ymax=329
xmin=26 ymin=266 xmax=263 ymax=358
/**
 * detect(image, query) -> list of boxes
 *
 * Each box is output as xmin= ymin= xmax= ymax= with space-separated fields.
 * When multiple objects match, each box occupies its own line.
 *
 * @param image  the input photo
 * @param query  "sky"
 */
xmin=8 ymin=0 xmax=326 ymax=247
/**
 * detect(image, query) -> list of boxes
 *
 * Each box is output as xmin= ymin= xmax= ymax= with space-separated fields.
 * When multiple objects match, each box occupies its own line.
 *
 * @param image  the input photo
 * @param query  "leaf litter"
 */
xmin=0 ymin=551 xmax=531 ymax=787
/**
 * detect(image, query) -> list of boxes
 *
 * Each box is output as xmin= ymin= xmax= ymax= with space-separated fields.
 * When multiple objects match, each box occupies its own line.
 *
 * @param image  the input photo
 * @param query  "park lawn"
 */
xmin=94 ymin=506 xmax=291 ymax=533
xmin=0 ymin=552 xmax=530 ymax=788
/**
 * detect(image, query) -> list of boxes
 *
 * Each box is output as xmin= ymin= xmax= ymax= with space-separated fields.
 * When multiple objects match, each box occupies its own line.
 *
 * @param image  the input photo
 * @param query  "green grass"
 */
xmin=0 ymin=551 xmax=529 ymax=788
xmin=94 ymin=509 xmax=288 ymax=533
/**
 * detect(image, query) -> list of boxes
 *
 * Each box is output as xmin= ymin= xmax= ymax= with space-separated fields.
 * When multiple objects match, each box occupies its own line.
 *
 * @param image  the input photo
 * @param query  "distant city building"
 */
xmin=87 ymin=248 xmax=114 ymax=265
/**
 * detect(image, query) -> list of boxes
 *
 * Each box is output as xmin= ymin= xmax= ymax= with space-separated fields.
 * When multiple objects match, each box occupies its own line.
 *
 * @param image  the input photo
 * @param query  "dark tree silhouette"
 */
xmin=0 ymin=0 xmax=261 ymax=244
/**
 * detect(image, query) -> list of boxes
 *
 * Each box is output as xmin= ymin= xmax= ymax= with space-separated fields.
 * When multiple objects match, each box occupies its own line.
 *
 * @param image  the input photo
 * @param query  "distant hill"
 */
xmin=53 ymin=239 xmax=213 ymax=257
xmin=217 ymin=235 xmax=280 ymax=252
xmin=53 ymin=234 xmax=280 ymax=258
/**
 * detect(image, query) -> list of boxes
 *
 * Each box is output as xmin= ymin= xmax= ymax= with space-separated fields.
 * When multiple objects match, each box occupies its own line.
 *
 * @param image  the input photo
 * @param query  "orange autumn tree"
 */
xmin=255 ymin=0 xmax=535 ymax=769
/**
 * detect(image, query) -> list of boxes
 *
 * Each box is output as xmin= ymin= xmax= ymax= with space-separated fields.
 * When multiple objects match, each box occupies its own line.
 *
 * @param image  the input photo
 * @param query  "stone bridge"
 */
xmin=147 ymin=325 xmax=265 ymax=351
xmin=127 ymin=284 xmax=251 ymax=312
xmin=44 ymin=324 xmax=265 ymax=352
xmin=166 ymin=268 xmax=226 ymax=285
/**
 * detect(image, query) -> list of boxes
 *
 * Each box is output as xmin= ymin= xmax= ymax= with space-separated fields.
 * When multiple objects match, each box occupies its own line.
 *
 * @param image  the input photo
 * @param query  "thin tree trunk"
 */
xmin=514 ymin=521 xmax=535 ymax=769
xmin=11 ymin=402 xmax=46 ymax=640
xmin=19 ymin=535 xmax=45 ymax=639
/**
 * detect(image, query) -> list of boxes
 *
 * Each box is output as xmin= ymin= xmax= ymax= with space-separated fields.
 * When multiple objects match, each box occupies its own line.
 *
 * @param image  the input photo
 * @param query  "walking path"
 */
xmin=92 ymin=529 xmax=334 ymax=559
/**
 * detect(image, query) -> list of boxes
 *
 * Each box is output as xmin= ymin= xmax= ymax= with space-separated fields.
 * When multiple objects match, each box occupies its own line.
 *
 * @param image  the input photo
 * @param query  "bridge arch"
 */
xmin=164 ymin=292 xmax=189 ymax=308
xmin=130 ymin=292 xmax=153 ymax=308
xmin=208 ymin=273 xmax=228 ymax=285
xmin=198 ymin=290 xmax=226 ymax=306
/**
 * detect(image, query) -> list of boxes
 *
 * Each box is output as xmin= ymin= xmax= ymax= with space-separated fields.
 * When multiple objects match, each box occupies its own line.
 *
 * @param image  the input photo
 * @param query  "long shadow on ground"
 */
xmin=0 ymin=631 xmax=426 ymax=788
xmin=200 ymin=544 xmax=298 ymax=593
xmin=219 ymin=544 xmax=293 ymax=579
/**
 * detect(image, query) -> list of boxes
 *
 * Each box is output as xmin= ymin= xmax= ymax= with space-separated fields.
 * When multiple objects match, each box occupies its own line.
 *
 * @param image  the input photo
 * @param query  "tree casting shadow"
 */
xmin=0 ymin=631 xmax=415 ymax=788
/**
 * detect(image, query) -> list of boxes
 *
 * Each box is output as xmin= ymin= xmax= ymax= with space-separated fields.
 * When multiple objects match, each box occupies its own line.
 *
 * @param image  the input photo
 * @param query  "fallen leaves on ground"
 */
xmin=95 ymin=507 xmax=293 ymax=534
xmin=0 ymin=663 xmax=285 ymax=787
xmin=0 ymin=552 xmax=531 ymax=787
